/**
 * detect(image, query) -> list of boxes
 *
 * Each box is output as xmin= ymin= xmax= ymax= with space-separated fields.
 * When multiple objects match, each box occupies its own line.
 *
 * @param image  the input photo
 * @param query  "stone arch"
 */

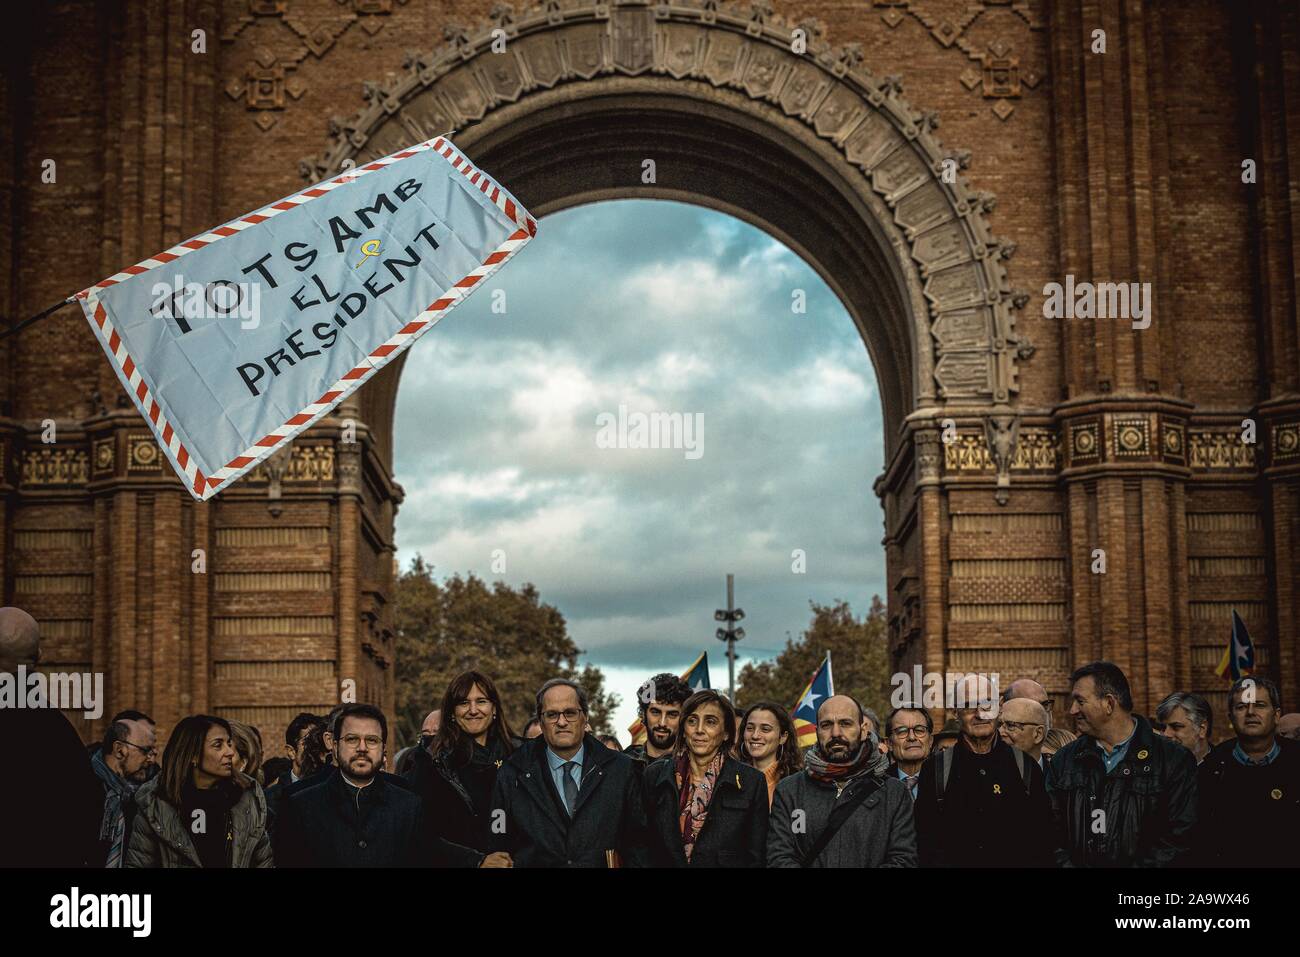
xmin=299 ymin=0 xmax=1031 ymax=474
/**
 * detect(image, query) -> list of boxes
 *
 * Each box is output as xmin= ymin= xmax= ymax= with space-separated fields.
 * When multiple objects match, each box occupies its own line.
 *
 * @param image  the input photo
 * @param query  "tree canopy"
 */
xmin=393 ymin=556 xmax=619 ymax=744
xmin=735 ymin=596 xmax=890 ymax=721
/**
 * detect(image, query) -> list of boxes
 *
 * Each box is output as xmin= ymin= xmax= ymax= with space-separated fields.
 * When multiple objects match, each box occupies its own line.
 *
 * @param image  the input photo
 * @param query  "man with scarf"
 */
xmin=90 ymin=711 xmax=157 ymax=868
xmin=767 ymin=694 xmax=917 ymax=867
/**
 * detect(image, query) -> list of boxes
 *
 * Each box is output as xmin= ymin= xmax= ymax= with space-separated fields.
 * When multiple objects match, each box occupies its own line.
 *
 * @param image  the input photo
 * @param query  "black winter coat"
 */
xmin=1045 ymin=715 xmax=1197 ymax=867
xmin=404 ymin=739 xmax=509 ymax=867
xmin=274 ymin=768 xmax=426 ymax=867
xmin=0 ymin=706 xmax=101 ymax=867
xmin=642 ymin=754 xmax=768 ymax=867
xmin=912 ymin=734 xmax=1054 ymax=867
xmin=1194 ymin=737 xmax=1300 ymax=867
xmin=489 ymin=734 xmax=648 ymax=867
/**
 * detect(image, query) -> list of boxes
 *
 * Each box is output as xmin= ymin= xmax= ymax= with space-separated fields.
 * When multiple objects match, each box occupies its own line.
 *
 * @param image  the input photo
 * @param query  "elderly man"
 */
xmin=1276 ymin=713 xmax=1300 ymax=742
xmin=884 ymin=705 xmax=933 ymax=800
xmin=0 ymin=607 xmax=101 ymax=867
xmin=91 ymin=710 xmax=158 ymax=867
xmin=419 ymin=709 xmax=441 ymax=748
xmin=1155 ymin=692 xmax=1212 ymax=764
xmin=914 ymin=676 xmax=1053 ymax=867
xmin=768 ymin=694 xmax=916 ymax=867
xmin=998 ymin=698 xmax=1049 ymax=768
xmin=1003 ymin=677 xmax=1053 ymax=730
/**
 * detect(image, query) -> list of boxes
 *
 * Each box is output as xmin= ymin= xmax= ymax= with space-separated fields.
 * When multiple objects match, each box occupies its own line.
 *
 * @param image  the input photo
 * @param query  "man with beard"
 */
xmin=913 ymin=676 xmax=1054 ymax=867
xmin=626 ymin=672 xmax=692 ymax=764
xmin=275 ymin=704 xmax=427 ymax=867
xmin=1046 ymin=661 xmax=1197 ymax=867
xmin=1195 ymin=677 xmax=1300 ymax=867
xmin=91 ymin=710 xmax=158 ymax=867
xmin=767 ymin=694 xmax=916 ymax=867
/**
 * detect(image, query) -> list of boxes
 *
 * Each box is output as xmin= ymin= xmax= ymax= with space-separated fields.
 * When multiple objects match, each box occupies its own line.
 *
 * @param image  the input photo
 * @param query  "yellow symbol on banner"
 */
xmin=354 ymin=239 xmax=382 ymax=268
xmin=1136 ymin=749 xmax=1149 ymax=760
xmin=993 ymin=784 xmax=1002 ymax=795
xmin=1271 ymin=788 xmax=1282 ymax=800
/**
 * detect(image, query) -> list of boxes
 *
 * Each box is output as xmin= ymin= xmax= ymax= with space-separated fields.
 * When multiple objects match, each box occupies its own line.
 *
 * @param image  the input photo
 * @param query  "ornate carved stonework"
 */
xmin=93 ymin=438 xmax=115 ymax=476
xmin=944 ymin=427 xmax=1059 ymax=473
xmin=127 ymin=434 xmax=163 ymax=472
xmin=1112 ymin=418 xmax=1151 ymax=459
xmin=1188 ymin=431 xmax=1257 ymax=470
xmin=1274 ymin=421 xmax=1300 ymax=463
xmin=22 ymin=448 xmax=89 ymax=487
xmin=301 ymin=0 xmax=1028 ymax=409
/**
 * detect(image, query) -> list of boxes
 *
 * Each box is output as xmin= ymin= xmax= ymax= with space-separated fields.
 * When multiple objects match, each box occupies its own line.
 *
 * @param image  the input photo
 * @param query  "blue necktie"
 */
xmin=561 ymin=761 xmax=579 ymax=815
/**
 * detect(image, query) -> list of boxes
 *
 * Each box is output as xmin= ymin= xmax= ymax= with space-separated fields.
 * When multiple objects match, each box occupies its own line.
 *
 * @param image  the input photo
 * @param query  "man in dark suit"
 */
xmin=490 ymin=678 xmax=647 ymax=867
xmin=275 ymin=704 xmax=425 ymax=867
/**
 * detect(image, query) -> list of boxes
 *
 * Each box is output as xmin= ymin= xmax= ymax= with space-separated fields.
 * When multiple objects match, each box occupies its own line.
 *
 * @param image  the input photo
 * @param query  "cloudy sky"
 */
xmin=392 ymin=199 xmax=887 ymax=737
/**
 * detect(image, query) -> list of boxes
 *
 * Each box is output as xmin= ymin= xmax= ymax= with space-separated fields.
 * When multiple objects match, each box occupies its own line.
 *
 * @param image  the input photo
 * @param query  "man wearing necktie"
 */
xmin=885 ymin=705 xmax=932 ymax=801
xmin=490 ymin=678 xmax=648 ymax=866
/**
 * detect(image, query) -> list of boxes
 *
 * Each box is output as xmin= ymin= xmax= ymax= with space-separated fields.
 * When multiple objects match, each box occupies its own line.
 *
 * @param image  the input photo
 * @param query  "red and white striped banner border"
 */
xmin=78 ymin=135 xmax=536 ymax=500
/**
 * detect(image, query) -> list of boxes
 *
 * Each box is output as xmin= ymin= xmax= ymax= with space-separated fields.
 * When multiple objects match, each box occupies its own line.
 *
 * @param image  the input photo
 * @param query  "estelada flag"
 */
xmin=792 ymin=652 xmax=834 ymax=749
xmin=627 ymin=652 xmax=711 ymax=747
xmin=73 ymin=135 xmax=535 ymax=500
xmin=1214 ymin=609 xmax=1255 ymax=681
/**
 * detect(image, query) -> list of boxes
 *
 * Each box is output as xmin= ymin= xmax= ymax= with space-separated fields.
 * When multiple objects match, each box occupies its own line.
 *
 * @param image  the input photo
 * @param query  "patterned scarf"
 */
xmin=90 ymin=748 xmax=138 ymax=868
xmin=803 ymin=730 xmax=890 ymax=785
xmin=675 ymin=749 xmax=724 ymax=862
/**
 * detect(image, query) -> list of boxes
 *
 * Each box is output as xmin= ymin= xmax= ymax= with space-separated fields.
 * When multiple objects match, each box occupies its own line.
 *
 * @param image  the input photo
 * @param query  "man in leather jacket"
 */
xmin=1045 ymin=661 xmax=1197 ymax=867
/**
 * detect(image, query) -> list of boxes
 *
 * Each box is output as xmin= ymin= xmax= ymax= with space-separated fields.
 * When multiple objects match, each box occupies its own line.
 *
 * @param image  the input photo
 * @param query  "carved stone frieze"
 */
xmin=298 ymin=0 xmax=1027 ymax=408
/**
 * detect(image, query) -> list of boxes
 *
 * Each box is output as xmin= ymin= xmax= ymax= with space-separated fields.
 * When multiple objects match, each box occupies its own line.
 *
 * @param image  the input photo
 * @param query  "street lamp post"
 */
xmin=714 ymin=573 xmax=745 ymax=705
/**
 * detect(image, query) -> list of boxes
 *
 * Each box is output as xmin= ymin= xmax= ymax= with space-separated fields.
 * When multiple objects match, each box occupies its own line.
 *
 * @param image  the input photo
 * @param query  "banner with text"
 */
xmin=75 ymin=135 xmax=535 ymax=500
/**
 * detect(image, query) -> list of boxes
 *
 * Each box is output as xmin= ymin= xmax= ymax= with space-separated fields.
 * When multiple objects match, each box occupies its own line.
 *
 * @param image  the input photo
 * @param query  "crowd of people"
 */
xmin=2 ymin=604 xmax=1298 ymax=868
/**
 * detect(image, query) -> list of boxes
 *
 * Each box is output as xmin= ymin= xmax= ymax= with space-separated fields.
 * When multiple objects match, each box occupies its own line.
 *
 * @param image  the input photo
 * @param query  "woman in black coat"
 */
xmin=643 ymin=689 xmax=769 ymax=867
xmin=405 ymin=670 xmax=516 ymax=867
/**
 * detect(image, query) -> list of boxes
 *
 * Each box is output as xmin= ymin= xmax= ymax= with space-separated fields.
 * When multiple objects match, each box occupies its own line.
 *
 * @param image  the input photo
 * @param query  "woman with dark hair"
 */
xmin=404 ymin=670 xmax=516 ymax=867
xmin=124 ymin=715 xmax=273 ymax=868
xmin=643 ymin=690 xmax=769 ymax=867
xmin=738 ymin=700 xmax=803 ymax=808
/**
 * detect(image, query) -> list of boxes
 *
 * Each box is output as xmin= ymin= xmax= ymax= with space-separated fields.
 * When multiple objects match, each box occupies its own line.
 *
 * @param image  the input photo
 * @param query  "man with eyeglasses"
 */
xmin=1002 ymin=678 xmax=1053 ymax=730
xmin=1194 ymin=676 xmax=1299 ymax=867
xmin=998 ymin=698 xmax=1049 ymax=769
xmin=913 ymin=674 xmax=1054 ymax=867
xmin=884 ymin=705 xmax=932 ymax=800
xmin=490 ymin=678 xmax=648 ymax=867
xmin=90 ymin=709 xmax=157 ymax=867
xmin=276 ymin=703 xmax=445 ymax=867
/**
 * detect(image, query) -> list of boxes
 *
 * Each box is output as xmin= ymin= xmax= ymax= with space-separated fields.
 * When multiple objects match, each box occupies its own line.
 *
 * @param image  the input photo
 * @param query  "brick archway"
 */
xmin=301 ymin=0 xmax=1035 ymax=699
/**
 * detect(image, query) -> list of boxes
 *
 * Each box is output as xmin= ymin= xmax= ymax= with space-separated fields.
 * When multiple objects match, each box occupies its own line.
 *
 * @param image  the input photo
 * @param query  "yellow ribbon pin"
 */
xmin=1271 ymin=788 xmax=1283 ymax=800
xmin=993 ymin=783 xmax=1002 ymax=795
xmin=354 ymin=238 xmax=382 ymax=268
xmin=1137 ymin=749 xmax=1149 ymax=760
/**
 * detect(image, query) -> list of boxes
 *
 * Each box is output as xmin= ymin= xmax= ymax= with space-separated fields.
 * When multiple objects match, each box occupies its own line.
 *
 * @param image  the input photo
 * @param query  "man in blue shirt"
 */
xmin=490 ymin=678 xmax=648 ymax=866
xmin=1045 ymin=661 xmax=1197 ymax=867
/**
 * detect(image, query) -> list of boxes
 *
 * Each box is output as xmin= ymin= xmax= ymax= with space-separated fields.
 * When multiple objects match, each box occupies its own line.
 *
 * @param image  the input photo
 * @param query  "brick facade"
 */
xmin=2 ymin=0 xmax=1297 ymax=750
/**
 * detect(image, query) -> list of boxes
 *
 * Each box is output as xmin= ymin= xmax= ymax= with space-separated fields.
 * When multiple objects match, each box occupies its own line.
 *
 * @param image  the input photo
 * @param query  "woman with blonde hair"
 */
xmin=1041 ymin=726 xmax=1077 ymax=759
xmin=229 ymin=719 xmax=264 ymax=785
